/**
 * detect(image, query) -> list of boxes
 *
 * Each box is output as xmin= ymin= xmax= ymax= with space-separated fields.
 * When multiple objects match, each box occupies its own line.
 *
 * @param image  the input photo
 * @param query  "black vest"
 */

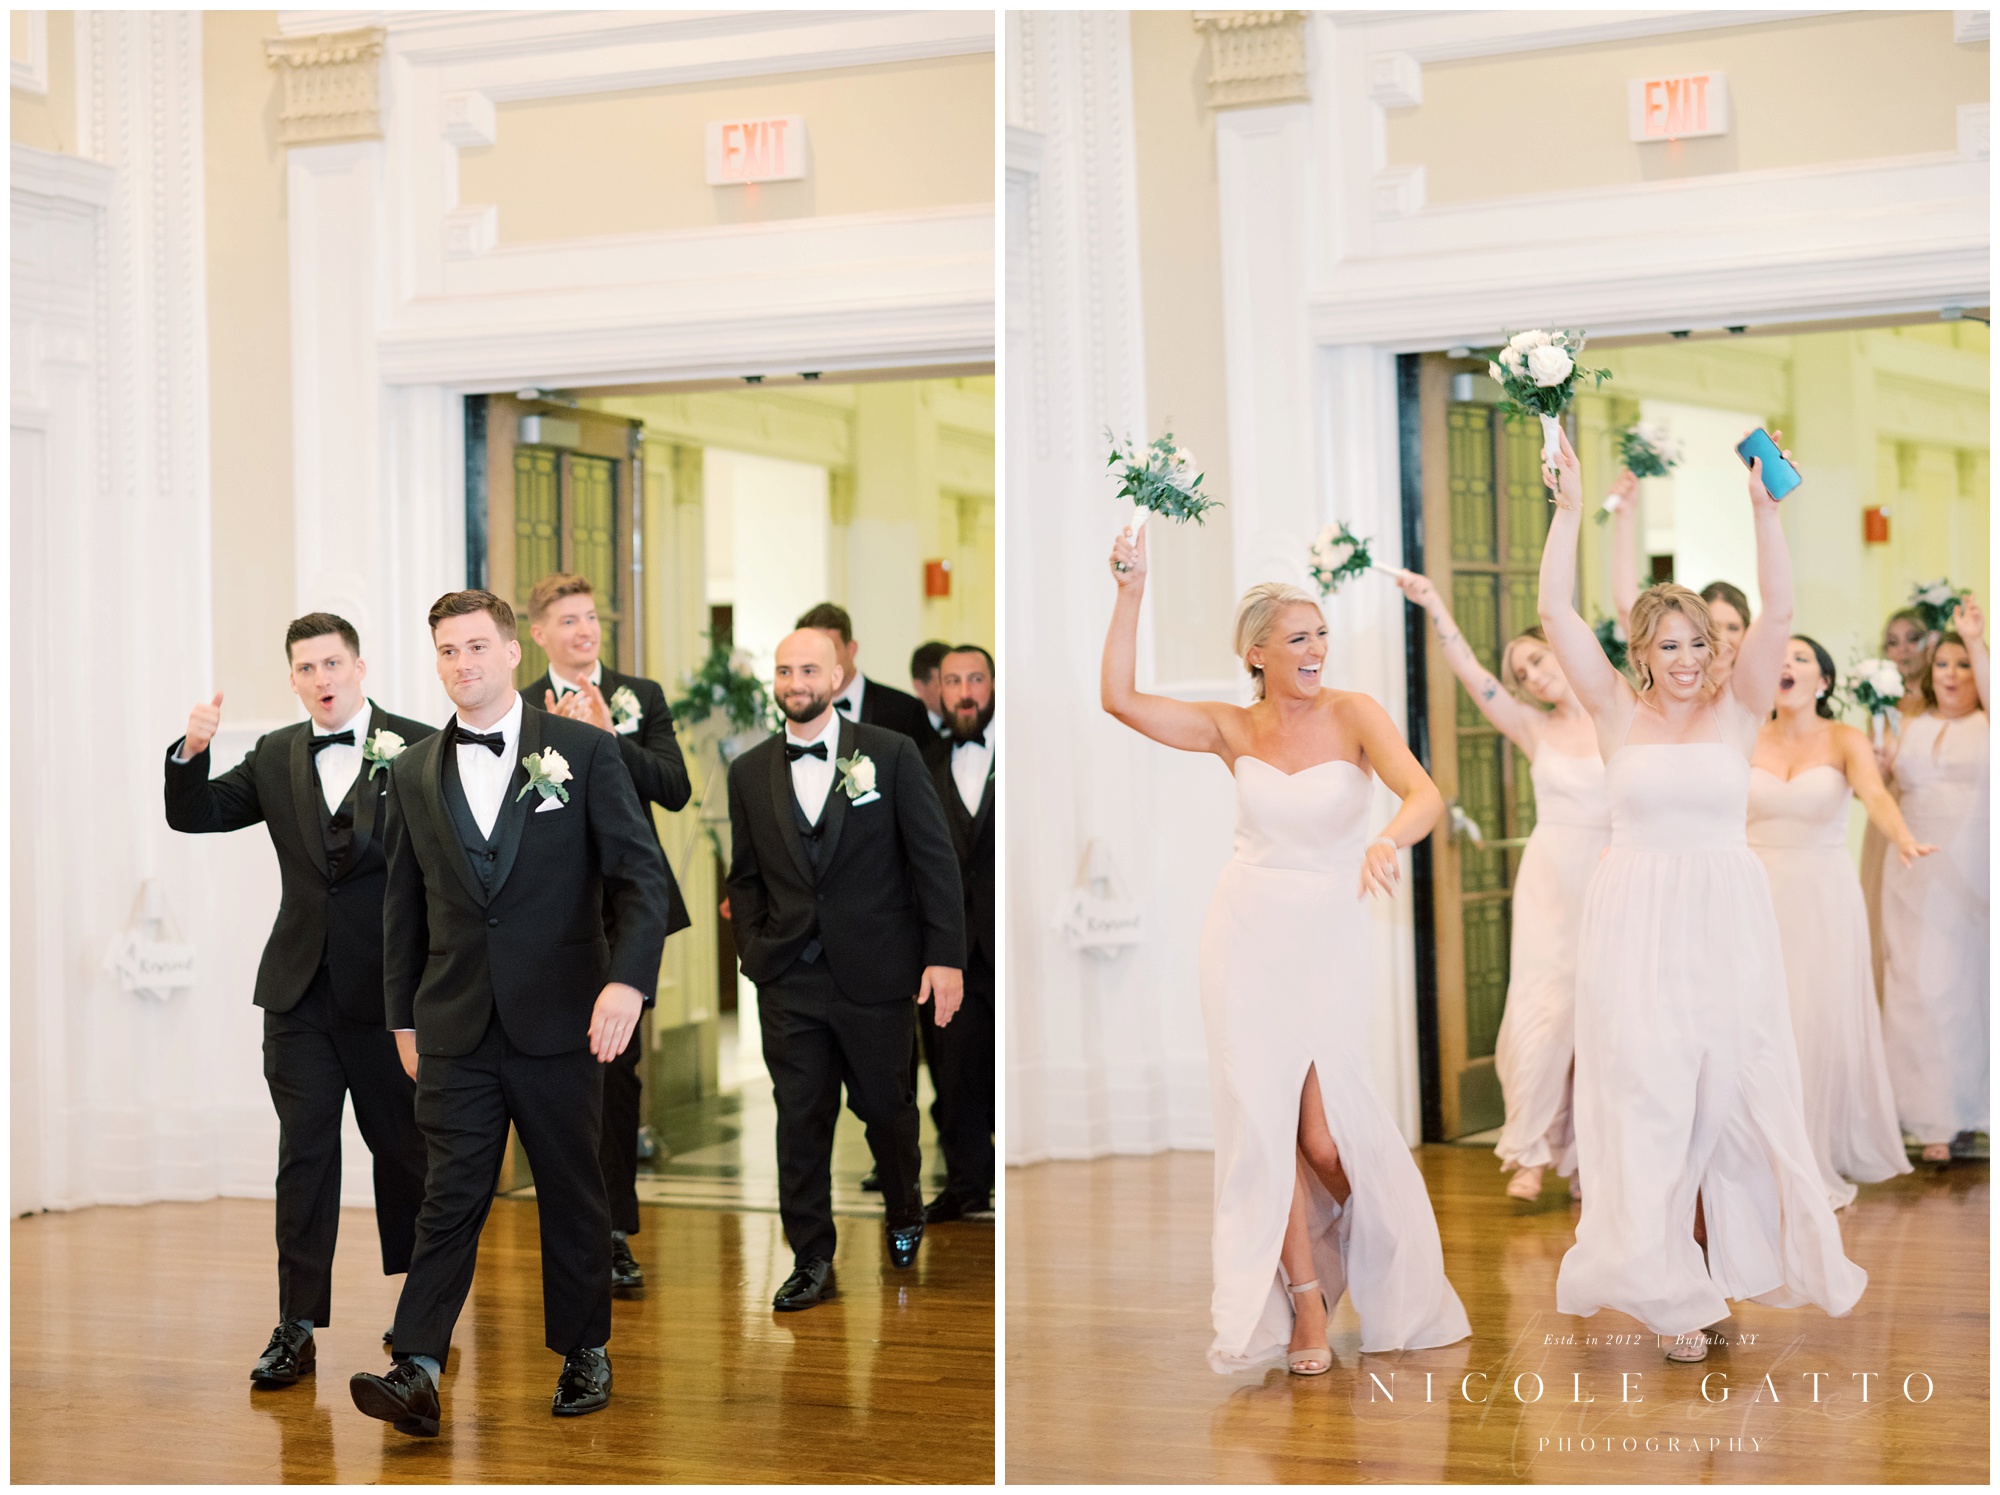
xmin=440 ymin=746 xmax=500 ymax=895
xmin=311 ymin=759 xmax=363 ymax=881
xmin=787 ymin=777 xmax=826 ymax=963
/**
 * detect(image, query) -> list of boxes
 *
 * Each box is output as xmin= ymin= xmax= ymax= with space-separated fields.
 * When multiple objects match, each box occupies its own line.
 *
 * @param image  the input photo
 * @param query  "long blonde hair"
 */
xmin=1233 ymin=583 xmax=1323 ymax=701
xmin=1626 ymin=584 xmax=1717 ymax=694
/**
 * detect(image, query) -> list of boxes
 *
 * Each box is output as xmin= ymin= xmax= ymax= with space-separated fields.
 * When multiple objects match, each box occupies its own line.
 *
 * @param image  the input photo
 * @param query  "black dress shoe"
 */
xmin=859 ymin=1168 xmax=883 ymax=1192
xmin=382 ymin=1327 xmax=395 ymax=1349
xmin=772 ymin=1257 xmax=835 ymax=1311
xmin=886 ymin=1220 xmax=924 ymax=1269
xmin=250 ymin=1322 xmax=315 ymax=1388
xmin=552 ymin=1348 xmax=612 ymax=1417
xmin=349 ymin=1360 xmax=441 ymax=1438
xmin=923 ymin=1191 xmax=993 ymax=1225
xmin=610 ymin=1235 xmax=645 ymax=1295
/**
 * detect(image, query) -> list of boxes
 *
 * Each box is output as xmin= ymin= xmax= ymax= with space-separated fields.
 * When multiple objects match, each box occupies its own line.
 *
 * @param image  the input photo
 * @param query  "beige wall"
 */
xmin=1390 ymin=12 xmax=1989 ymax=205
xmin=203 ymin=11 xmax=297 ymax=719
xmin=459 ymin=52 xmax=995 ymax=244
xmin=1129 ymin=10 xmax=1238 ymax=684
xmin=10 ymin=10 xmax=76 ymax=154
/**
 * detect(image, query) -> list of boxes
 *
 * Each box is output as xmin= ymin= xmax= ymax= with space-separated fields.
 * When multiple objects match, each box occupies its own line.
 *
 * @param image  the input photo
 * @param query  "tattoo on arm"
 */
xmin=1480 ymin=682 xmax=1497 ymax=701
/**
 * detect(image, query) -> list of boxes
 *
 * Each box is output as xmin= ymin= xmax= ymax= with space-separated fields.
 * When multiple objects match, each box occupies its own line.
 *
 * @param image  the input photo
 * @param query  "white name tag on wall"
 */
xmin=705 ymin=116 xmax=807 ymax=185
xmin=104 ymin=878 xmax=197 ymax=1000
xmin=1055 ymin=838 xmax=1143 ymax=960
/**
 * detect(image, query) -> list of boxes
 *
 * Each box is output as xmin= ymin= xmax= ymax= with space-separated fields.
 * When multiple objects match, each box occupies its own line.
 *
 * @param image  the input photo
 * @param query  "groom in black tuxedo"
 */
xmin=347 ymin=590 xmax=670 ymax=1436
xmin=163 ymin=613 xmax=432 ymax=1389
xmin=519 ymin=571 xmax=692 ymax=1295
xmin=727 ymin=628 xmax=965 ymax=1310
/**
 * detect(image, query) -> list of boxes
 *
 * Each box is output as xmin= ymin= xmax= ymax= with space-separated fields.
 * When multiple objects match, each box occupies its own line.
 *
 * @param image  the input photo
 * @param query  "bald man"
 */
xmin=725 ymin=630 xmax=966 ymax=1310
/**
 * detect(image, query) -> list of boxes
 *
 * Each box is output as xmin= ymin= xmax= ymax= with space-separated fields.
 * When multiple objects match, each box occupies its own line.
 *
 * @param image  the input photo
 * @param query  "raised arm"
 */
xmin=1391 ymin=569 xmax=1544 ymax=754
xmin=1952 ymin=595 xmax=1989 ymax=710
xmin=1839 ymin=724 xmax=1936 ymax=869
xmin=1101 ymin=524 xmax=1231 ymax=755
xmin=1727 ymin=440 xmax=1797 ymax=719
xmin=1537 ymin=429 xmax=1630 ymax=721
xmin=1610 ymin=470 xmax=1641 ymax=638
xmin=1343 ymin=692 xmax=1445 ymax=901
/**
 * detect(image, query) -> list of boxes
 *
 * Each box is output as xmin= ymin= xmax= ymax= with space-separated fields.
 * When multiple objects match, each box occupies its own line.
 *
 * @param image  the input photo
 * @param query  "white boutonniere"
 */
xmin=834 ymin=751 xmax=876 ymax=802
xmin=515 ymin=746 xmax=573 ymax=805
xmin=608 ymin=684 xmax=643 ymax=736
xmin=361 ymin=728 xmax=406 ymax=780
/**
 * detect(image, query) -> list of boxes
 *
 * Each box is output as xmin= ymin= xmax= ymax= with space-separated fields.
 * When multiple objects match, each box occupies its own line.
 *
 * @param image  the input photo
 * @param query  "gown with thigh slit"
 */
xmin=1879 ymin=710 xmax=1990 ymax=1145
xmin=1747 ymin=766 xmax=1912 ymax=1209
xmin=1493 ymin=746 xmax=1610 ymax=1184
xmin=1198 ymin=755 xmax=1470 ymax=1372
xmin=1556 ymin=742 xmax=1867 ymax=1335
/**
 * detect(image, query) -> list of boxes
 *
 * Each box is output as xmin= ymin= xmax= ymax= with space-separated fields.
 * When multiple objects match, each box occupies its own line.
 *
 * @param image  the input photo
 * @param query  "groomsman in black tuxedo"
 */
xmin=909 ymin=639 xmax=955 ymax=745
xmin=162 ymin=613 xmax=432 ymax=1390
xmin=519 ymin=571 xmax=692 ymax=1296
xmin=347 ymin=590 xmax=670 ymax=1436
xmin=726 ymin=628 xmax=965 ymax=1311
xmin=922 ymin=646 xmax=997 ymax=1222
xmin=796 ymin=601 xmax=934 ymax=746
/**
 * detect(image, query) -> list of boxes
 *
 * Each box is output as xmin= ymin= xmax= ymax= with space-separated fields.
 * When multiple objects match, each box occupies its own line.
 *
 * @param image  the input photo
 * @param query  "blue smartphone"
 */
xmin=1735 ymin=428 xmax=1801 ymax=500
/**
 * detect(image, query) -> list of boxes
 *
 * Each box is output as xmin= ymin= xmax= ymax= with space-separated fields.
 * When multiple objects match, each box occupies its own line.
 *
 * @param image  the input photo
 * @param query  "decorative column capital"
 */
xmin=263 ymin=27 xmax=386 ymax=146
xmin=1192 ymin=11 xmax=1309 ymax=110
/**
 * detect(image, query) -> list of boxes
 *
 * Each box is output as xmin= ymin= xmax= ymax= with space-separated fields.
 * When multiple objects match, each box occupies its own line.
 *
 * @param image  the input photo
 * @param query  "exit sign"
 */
xmin=1627 ymin=71 xmax=1730 ymax=142
xmin=705 ymin=115 xmax=807 ymax=185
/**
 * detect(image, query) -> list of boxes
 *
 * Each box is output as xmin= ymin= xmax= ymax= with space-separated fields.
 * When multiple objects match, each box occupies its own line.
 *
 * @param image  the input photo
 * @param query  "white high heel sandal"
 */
xmin=1663 ymin=1331 xmax=1708 ymax=1363
xmin=1286 ymin=1279 xmax=1331 ymax=1376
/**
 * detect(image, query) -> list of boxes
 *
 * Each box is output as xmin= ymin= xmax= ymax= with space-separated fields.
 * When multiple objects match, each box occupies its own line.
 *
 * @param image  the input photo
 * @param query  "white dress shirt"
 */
xmin=832 ymin=674 xmax=866 ymax=721
xmin=548 ymin=659 xmax=603 ymax=696
xmin=455 ymin=692 xmax=524 ymax=840
xmin=312 ymin=700 xmax=374 ymax=814
xmin=926 ymin=707 xmax=947 ymax=737
xmin=950 ymin=718 xmax=995 ymax=816
xmin=785 ymin=712 xmax=841 ymax=825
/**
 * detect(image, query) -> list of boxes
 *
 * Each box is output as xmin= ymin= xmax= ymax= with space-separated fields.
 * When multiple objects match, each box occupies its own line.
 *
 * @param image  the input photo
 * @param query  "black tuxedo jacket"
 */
xmin=163 ymin=703 xmax=436 ymax=1024
xmin=382 ymin=702 xmax=672 ymax=1057
xmin=849 ymin=675 xmax=933 ymax=746
xmin=521 ymin=663 xmax=692 ymax=937
xmin=726 ymin=718 xmax=965 ymax=1000
xmin=931 ymin=742 xmax=996 ymax=973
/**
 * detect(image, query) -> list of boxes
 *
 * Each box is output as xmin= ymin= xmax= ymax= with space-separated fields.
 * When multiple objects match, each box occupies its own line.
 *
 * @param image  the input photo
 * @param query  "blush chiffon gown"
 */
xmin=1879 ymin=710 xmax=1990 ymax=1145
xmin=1198 ymin=756 xmax=1469 ymax=1372
xmin=1492 ymin=747 xmax=1610 ymax=1186
xmin=1746 ymin=767 xmax=1912 ymax=1209
xmin=1556 ymin=742 xmax=1867 ymax=1334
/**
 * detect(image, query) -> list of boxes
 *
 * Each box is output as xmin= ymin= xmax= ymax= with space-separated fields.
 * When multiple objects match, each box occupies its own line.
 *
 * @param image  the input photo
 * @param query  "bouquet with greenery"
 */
xmin=670 ymin=638 xmax=778 ymax=744
xmin=1845 ymin=655 xmax=1906 ymax=748
xmin=1105 ymin=429 xmax=1219 ymax=528
xmin=1598 ymin=420 xmax=1681 ymax=526
xmin=1593 ymin=614 xmax=1629 ymax=675
xmin=1908 ymin=578 xmax=1968 ymax=635
xmin=1486 ymin=329 xmax=1612 ymax=463
xmin=1307 ymin=523 xmax=1390 ymax=597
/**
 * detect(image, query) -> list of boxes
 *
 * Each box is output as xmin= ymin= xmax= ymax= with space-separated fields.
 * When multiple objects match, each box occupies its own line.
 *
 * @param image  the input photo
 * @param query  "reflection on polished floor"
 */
xmin=13 ymin=1089 xmax=994 ymax=1483
xmin=1007 ymin=1147 xmax=1986 ymax=1484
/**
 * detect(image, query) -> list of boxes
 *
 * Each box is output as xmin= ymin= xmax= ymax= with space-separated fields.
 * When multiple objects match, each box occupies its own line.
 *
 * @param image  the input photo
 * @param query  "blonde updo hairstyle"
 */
xmin=1499 ymin=626 xmax=1551 ymax=703
xmin=1625 ymin=583 xmax=1718 ymax=695
xmin=1233 ymin=582 xmax=1323 ymax=702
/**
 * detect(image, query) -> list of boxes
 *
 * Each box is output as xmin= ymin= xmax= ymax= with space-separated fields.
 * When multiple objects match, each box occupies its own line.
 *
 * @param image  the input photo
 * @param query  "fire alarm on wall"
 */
xmin=1863 ymin=506 xmax=1890 ymax=545
xmin=925 ymin=559 xmax=953 ymax=598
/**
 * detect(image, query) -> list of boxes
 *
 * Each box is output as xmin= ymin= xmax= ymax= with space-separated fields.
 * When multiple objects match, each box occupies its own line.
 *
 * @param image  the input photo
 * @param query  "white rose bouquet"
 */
xmin=1846 ymin=656 xmax=1906 ymax=748
xmin=1306 ymin=522 xmax=1389 ymax=597
xmin=1105 ymin=428 xmax=1219 ymax=532
xmin=1485 ymin=329 xmax=1612 ymax=464
xmin=1908 ymin=578 xmax=1968 ymax=635
xmin=1599 ymin=420 xmax=1681 ymax=527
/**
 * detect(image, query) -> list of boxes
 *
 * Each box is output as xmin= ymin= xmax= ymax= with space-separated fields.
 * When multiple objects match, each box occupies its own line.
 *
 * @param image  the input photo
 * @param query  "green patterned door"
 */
xmin=1419 ymin=357 xmax=1554 ymax=1138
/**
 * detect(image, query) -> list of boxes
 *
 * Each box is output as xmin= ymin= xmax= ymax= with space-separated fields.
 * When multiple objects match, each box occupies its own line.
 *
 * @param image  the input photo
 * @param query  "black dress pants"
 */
xmin=391 ymin=1012 xmax=611 ymax=1363
xmin=597 ymin=1032 xmax=643 ymax=1236
xmin=262 ymin=968 xmax=427 ymax=1326
xmin=921 ymin=960 xmax=995 ymax=1203
xmin=759 ymin=960 xmax=922 ymax=1264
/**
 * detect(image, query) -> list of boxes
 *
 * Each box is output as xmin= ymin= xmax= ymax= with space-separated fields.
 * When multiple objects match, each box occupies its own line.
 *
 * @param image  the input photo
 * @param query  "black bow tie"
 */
xmin=785 ymin=741 xmax=828 ymax=762
xmin=836 ymin=700 xmax=856 ymax=718
xmin=954 ymin=731 xmax=987 ymax=749
xmin=453 ymin=726 xmax=506 ymax=756
xmin=308 ymin=730 xmax=355 ymax=754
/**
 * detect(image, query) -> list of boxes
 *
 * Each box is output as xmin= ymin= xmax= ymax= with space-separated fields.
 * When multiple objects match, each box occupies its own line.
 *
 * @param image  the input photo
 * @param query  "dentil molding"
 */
xmin=264 ymin=26 xmax=385 ymax=145
xmin=1193 ymin=11 xmax=1309 ymax=110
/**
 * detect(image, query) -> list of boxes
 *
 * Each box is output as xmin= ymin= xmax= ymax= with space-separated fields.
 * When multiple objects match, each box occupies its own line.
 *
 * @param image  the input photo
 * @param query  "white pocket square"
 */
xmin=535 ymin=797 xmax=564 ymax=813
xmin=850 ymin=790 xmax=882 ymax=807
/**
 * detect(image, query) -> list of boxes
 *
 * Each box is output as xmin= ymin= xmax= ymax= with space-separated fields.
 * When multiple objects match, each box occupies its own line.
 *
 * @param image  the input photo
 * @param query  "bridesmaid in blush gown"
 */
xmin=1102 ymin=524 xmax=1470 ymax=1376
xmin=1859 ymin=608 xmax=1936 ymax=1006
xmin=1392 ymin=572 xmax=1608 ymax=1202
xmin=1537 ymin=428 xmax=1866 ymax=1364
xmin=1748 ymin=635 xmax=1929 ymax=1208
xmin=1879 ymin=602 xmax=1990 ymax=1162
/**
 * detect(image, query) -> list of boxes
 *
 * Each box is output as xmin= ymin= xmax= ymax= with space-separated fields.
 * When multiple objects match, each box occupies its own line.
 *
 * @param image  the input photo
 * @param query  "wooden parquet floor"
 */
xmin=13 ymin=1196 xmax=994 ymax=1483
xmin=1006 ymin=1146 xmax=1987 ymax=1484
